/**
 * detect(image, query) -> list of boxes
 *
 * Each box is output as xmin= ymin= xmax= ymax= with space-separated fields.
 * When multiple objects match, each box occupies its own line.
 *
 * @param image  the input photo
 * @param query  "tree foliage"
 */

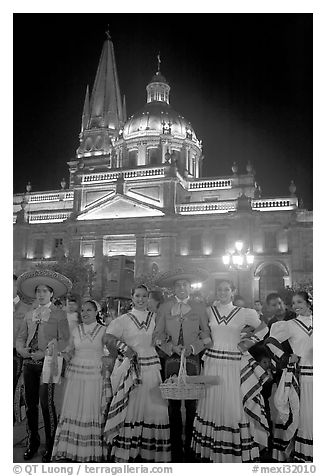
xmin=278 ymin=276 xmax=313 ymax=306
xmin=34 ymin=254 xmax=96 ymax=299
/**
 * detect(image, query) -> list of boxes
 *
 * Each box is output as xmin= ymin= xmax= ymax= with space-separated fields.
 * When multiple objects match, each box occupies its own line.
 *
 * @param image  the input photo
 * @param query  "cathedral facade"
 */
xmin=13 ymin=31 xmax=313 ymax=304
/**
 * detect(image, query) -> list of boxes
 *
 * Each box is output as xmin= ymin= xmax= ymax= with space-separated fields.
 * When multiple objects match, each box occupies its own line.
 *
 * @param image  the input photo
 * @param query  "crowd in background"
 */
xmin=13 ymin=268 xmax=313 ymax=464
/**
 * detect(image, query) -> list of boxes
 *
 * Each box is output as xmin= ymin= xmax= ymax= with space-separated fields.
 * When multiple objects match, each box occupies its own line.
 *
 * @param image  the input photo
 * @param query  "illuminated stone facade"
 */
xmin=13 ymin=31 xmax=313 ymax=304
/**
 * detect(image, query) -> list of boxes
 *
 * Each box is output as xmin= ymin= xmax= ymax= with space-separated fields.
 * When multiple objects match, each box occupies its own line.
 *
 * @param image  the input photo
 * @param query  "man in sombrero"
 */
xmin=16 ymin=269 xmax=71 ymax=462
xmin=153 ymin=267 xmax=212 ymax=462
xmin=13 ymin=273 xmax=32 ymax=424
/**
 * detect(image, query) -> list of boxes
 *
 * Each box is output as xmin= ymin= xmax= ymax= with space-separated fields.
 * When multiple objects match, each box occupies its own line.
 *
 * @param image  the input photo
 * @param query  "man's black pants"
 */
xmin=23 ymin=360 xmax=57 ymax=452
xmin=13 ymin=349 xmax=23 ymax=423
xmin=168 ymin=398 xmax=196 ymax=459
xmin=165 ymin=353 xmax=200 ymax=461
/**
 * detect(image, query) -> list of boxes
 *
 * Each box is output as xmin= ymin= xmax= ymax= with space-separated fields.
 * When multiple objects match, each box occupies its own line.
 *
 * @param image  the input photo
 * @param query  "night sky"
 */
xmin=13 ymin=13 xmax=313 ymax=209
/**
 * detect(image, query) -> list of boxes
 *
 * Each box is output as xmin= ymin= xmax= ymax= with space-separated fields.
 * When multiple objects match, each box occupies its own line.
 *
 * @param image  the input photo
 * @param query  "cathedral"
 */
xmin=13 ymin=29 xmax=313 ymax=304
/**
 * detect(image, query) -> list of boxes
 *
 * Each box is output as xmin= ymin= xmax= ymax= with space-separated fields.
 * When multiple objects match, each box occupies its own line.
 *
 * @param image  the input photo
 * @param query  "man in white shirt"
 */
xmin=65 ymin=297 xmax=80 ymax=334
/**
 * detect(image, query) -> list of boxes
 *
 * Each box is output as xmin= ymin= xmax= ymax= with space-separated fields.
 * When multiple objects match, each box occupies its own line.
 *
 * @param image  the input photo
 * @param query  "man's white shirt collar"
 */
xmin=37 ymin=301 xmax=52 ymax=309
xmin=176 ymin=296 xmax=190 ymax=304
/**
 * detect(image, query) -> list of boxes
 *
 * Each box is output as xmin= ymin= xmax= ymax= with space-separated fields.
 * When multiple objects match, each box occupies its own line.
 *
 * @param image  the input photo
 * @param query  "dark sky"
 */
xmin=14 ymin=13 xmax=312 ymax=209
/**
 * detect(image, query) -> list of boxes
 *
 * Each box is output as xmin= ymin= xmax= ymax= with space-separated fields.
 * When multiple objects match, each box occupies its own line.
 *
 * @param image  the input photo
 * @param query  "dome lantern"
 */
xmin=146 ymin=54 xmax=170 ymax=104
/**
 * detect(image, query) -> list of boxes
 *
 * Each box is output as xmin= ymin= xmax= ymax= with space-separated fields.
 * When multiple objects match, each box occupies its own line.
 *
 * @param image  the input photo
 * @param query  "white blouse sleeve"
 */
xmin=106 ymin=315 xmax=124 ymax=339
xmin=243 ymin=308 xmax=261 ymax=328
xmin=269 ymin=320 xmax=291 ymax=343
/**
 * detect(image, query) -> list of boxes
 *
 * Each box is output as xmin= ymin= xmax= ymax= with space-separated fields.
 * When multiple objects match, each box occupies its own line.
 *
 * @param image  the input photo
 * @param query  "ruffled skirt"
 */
xmin=109 ymin=360 xmax=171 ymax=462
xmin=192 ymin=347 xmax=268 ymax=462
xmin=273 ymin=367 xmax=313 ymax=462
xmin=52 ymin=356 xmax=111 ymax=462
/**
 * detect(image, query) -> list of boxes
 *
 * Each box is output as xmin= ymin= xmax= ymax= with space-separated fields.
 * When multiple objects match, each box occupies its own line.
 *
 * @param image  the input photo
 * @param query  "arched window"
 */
xmin=85 ymin=137 xmax=92 ymax=151
xmin=148 ymin=148 xmax=160 ymax=165
xmin=258 ymin=264 xmax=285 ymax=302
xmin=128 ymin=150 xmax=138 ymax=168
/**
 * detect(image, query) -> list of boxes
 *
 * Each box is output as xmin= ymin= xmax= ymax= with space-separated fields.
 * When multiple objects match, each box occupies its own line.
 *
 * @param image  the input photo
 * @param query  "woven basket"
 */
xmin=160 ymin=349 xmax=206 ymax=400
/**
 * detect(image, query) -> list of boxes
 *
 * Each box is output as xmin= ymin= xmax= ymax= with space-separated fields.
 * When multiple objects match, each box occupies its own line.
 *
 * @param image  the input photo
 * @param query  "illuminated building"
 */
xmin=13 ymin=30 xmax=313 ymax=303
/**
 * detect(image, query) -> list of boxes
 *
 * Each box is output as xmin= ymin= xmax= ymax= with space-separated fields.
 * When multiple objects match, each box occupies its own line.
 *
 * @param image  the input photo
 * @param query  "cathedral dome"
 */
xmin=123 ymin=68 xmax=198 ymax=142
xmin=123 ymin=101 xmax=197 ymax=140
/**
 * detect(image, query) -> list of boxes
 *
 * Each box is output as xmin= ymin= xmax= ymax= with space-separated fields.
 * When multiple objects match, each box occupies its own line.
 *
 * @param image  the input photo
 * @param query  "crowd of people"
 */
xmin=13 ymin=267 xmax=313 ymax=464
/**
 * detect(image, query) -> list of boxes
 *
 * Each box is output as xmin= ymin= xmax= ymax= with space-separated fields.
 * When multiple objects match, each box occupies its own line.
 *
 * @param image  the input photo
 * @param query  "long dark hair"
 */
xmin=131 ymin=284 xmax=149 ymax=296
xmin=83 ymin=300 xmax=106 ymax=326
xmin=149 ymin=290 xmax=164 ymax=310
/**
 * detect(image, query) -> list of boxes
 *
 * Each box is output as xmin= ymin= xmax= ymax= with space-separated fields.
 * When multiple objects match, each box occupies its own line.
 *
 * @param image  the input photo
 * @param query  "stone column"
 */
xmin=253 ymin=276 xmax=260 ymax=301
xmin=13 ymin=222 xmax=30 ymax=261
xmin=195 ymin=157 xmax=200 ymax=177
xmin=135 ymin=235 xmax=146 ymax=277
xmin=137 ymin=143 xmax=147 ymax=166
xmin=159 ymin=233 xmax=177 ymax=273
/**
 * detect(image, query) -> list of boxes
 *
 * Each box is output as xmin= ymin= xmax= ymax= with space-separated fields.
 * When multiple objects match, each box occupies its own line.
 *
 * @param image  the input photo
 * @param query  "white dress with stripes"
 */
xmin=269 ymin=315 xmax=313 ymax=462
xmin=192 ymin=303 xmax=268 ymax=462
xmin=106 ymin=309 xmax=171 ymax=462
xmin=52 ymin=322 xmax=110 ymax=462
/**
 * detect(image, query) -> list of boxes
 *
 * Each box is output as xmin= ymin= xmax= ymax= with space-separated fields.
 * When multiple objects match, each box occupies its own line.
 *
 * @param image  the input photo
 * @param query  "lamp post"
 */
xmin=222 ymin=241 xmax=255 ymax=295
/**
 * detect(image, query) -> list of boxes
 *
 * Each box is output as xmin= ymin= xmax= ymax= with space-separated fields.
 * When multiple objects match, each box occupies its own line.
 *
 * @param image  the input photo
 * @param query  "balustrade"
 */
xmin=188 ymin=179 xmax=232 ymax=190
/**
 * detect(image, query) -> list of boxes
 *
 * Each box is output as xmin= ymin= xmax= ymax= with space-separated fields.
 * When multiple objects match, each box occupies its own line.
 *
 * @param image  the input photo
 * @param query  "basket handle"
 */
xmin=178 ymin=349 xmax=187 ymax=384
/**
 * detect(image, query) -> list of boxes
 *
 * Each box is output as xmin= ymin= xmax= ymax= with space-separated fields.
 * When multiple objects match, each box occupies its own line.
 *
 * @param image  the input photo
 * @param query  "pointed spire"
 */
xmin=81 ymin=85 xmax=90 ymax=133
xmin=123 ymin=94 xmax=127 ymax=123
xmin=106 ymin=24 xmax=111 ymax=40
xmin=76 ymin=30 xmax=124 ymax=160
xmin=88 ymin=29 xmax=124 ymax=129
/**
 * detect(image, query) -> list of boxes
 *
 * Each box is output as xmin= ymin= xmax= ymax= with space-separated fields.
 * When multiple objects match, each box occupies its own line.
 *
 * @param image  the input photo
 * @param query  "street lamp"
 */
xmin=191 ymin=282 xmax=202 ymax=290
xmin=222 ymin=241 xmax=255 ymax=294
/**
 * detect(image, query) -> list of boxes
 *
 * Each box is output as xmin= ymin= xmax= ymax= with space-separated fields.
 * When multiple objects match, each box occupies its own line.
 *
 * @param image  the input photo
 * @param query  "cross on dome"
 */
xmin=157 ymin=52 xmax=161 ymax=73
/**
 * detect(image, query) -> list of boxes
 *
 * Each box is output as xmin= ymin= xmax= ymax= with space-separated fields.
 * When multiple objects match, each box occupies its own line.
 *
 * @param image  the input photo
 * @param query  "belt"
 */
xmin=138 ymin=356 xmax=160 ymax=367
xmin=205 ymin=348 xmax=241 ymax=361
xmin=23 ymin=358 xmax=44 ymax=366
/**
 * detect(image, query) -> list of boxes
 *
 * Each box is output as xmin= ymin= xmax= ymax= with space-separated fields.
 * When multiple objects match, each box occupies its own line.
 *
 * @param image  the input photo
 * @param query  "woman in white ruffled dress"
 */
xmin=52 ymin=300 xmax=111 ymax=462
xmin=266 ymin=291 xmax=313 ymax=462
xmin=192 ymin=280 xmax=270 ymax=462
xmin=103 ymin=285 xmax=171 ymax=462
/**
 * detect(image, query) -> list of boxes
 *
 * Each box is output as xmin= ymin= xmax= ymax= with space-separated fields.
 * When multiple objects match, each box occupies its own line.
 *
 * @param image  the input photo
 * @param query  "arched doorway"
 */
xmin=256 ymin=262 xmax=289 ymax=302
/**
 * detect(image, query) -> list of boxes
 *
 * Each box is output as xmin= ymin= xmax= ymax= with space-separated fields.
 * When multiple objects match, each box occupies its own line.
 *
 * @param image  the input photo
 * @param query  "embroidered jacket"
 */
xmin=16 ymin=303 xmax=70 ymax=355
xmin=153 ymin=297 xmax=211 ymax=356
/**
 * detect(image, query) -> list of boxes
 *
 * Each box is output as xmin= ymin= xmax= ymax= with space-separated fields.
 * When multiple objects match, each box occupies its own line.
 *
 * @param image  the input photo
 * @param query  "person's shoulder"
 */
xmin=241 ymin=307 xmax=257 ymax=317
xmin=115 ymin=312 xmax=131 ymax=322
xmin=158 ymin=299 xmax=175 ymax=311
xmin=50 ymin=306 xmax=67 ymax=320
xmin=270 ymin=319 xmax=289 ymax=332
xmin=19 ymin=301 xmax=32 ymax=312
xmin=67 ymin=311 xmax=79 ymax=322
xmin=284 ymin=311 xmax=296 ymax=321
xmin=267 ymin=316 xmax=277 ymax=328
xmin=24 ymin=308 xmax=34 ymax=319
xmin=189 ymin=299 xmax=207 ymax=311
xmin=260 ymin=313 xmax=270 ymax=325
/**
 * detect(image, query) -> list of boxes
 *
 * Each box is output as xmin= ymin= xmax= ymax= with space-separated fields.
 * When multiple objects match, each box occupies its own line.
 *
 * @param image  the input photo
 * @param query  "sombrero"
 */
xmin=154 ymin=267 xmax=209 ymax=288
xmin=17 ymin=269 xmax=73 ymax=299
